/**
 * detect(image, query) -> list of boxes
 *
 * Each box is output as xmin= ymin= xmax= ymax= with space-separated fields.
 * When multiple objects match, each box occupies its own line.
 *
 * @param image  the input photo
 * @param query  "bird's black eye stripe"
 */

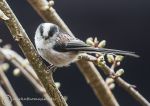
xmin=39 ymin=25 xmax=44 ymax=36
xmin=48 ymin=26 xmax=57 ymax=37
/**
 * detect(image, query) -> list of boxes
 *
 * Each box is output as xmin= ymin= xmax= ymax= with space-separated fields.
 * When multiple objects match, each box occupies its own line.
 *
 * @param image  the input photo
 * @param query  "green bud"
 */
xmin=115 ymin=69 xmax=124 ymax=77
xmin=107 ymin=54 xmax=114 ymax=63
xmin=115 ymin=55 xmax=124 ymax=62
xmin=0 ymin=63 xmax=9 ymax=72
xmin=13 ymin=68 xmax=21 ymax=77
xmin=97 ymin=55 xmax=106 ymax=65
xmin=86 ymin=37 xmax=94 ymax=46
xmin=98 ymin=40 xmax=106 ymax=48
xmin=55 ymin=82 xmax=61 ymax=88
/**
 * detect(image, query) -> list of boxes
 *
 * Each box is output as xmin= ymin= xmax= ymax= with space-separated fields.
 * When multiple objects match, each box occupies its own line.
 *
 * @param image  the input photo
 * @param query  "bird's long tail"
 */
xmin=65 ymin=47 xmax=139 ymax=58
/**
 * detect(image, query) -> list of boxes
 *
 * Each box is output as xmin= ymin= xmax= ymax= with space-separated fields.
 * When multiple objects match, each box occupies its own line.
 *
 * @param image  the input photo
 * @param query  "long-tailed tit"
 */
xmin=34 ymin=23 xmax=139 ymax=67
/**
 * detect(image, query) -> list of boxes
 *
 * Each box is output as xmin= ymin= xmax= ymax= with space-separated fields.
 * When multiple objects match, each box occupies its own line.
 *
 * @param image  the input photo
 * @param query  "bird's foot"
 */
xmin=47 ymin=64 xmax=57 ymax=72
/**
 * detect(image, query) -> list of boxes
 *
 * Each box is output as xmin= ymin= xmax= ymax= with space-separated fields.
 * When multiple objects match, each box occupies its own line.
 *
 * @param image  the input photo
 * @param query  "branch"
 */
xmin=116 ymin=78 xmax=150 ymax=106
xmin=0 ymin=85 xmax=12 ymax=106
xmin=27 ymin=0 xmax=73 ymax=36
xmin=27 ymin=0 xmax=120 ymax=106
xmin=0 ymin=0 xmax=67 ymax=106
xmin=0 ymin=48 xmax=54 ymax=106
xmin=78 ymin=60 xmax=119 ymax=106
xmin=98 ymin=60 xmax=150 ymax=106
xmin=85 ymin=55 xmax=150 ymax=106
xmin=0 ymin=66 xmax=23 ymax=106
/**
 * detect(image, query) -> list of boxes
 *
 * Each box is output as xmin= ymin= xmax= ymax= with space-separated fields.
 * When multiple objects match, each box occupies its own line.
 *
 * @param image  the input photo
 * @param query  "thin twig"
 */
xmin=116 ymin=77 xmax=150 ymax=106
xmin=2 ymin=48 xmax=42 ymax=86
xmin=27 ymin=0 xmax=120 ymax=106
xmin=0 ymin=48 xmax=55 ymax=106
xmin=0 ymin=0 xmax=67 ymax=106
xmin=27 ymin=0 xmax=73 ymax=36
xmin=0 ymin=68 xmax=23 ymax=106
xmin=96 ymin=59 xmax=150 ymax=106
xmin=15 ymin=58 xmax=42 ymax=86
xmin=11 ymin=59 xmax=54 ymax=106
xmin=76 ymin=49 xmax=150 ymax=106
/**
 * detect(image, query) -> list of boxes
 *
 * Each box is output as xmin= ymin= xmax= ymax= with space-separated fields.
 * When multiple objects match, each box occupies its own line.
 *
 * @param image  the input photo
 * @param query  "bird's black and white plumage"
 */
xmin=34 ymin=23 xmax=139 ymax=67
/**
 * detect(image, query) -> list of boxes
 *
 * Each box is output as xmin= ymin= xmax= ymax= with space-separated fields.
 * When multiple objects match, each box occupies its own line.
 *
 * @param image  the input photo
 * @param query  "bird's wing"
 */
xmin=54 ymin=33 xmax=139 ymax=57
xmin=64 ymin=39 xmax=139 ymax=58
xmin=54 ymin=33 xmax=89 ymax=52
xmin=65 ymin=39 xmax=89 ymax=48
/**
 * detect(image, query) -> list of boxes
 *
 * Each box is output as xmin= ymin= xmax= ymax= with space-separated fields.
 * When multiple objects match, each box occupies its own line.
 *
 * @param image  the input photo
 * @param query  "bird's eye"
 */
xmin=48 ymin=26 xmax=57 ymax=37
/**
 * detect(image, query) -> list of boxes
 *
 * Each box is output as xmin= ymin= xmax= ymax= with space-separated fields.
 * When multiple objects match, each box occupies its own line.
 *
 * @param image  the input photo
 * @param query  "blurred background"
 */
xmin=0 ymin=0 xmax=150 ymax=106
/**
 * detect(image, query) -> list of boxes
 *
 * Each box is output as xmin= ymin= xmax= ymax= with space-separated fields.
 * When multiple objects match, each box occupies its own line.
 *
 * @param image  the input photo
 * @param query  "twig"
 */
xmin=76 ymin=50 xmax=150 ymax=106
xmin=11 ymin=59 xmax=54 ymax=106
xmin=97 ymin=60 xmax=150 ymax=106
xmin=0 ymin=85 xmax=12 ymax=106
xmin=0 ymin=48 xmax=54 ymax=106
xmin=27 ymin=0 xmax=73 ymax=37
xmin=116 ymin=77 xmax=150 ymax=106
xmin=15 ymin=58 xmax=42 ymax=86
xmin=2 ymin=48 xmax=42 ymax=86
xmin=0 ymin=0 xmax=67 ymax=106
xmin=27 ymin=0 xmax=120 ymax=106
xmin=0 ymin=68 xmax=23 ymax=106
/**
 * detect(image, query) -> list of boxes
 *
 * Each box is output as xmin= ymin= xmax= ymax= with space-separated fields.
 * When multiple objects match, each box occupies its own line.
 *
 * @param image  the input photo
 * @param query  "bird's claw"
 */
xmin=47 ymin=64 xmax=57 ymax=72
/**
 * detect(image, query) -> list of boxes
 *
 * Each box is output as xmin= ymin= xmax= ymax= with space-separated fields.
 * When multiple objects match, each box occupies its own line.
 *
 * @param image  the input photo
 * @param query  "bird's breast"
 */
xmin=38 ymin=48 xmax=78 ymax=67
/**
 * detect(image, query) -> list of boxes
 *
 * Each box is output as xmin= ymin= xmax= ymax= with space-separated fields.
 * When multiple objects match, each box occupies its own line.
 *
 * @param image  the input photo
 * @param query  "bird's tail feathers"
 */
xmin=66 ymin=47 xmax=139 ymax=58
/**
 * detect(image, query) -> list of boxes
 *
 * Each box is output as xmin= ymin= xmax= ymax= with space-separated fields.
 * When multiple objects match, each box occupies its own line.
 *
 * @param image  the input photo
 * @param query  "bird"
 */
xmin=34 ymin=23 xmax=139 ymax=67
